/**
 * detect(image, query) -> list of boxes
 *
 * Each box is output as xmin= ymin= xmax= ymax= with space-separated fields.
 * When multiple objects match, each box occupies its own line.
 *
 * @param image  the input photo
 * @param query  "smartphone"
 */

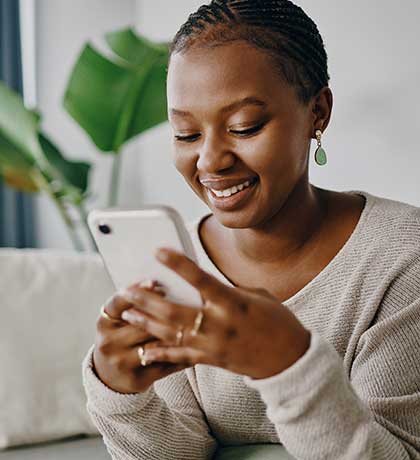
xmin=87 ymin=205 xmax=203 ymax=308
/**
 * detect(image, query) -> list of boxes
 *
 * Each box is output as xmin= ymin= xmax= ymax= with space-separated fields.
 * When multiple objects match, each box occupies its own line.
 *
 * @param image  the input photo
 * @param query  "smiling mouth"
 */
xmin=205 ymin=177 xmax=259 ymax=210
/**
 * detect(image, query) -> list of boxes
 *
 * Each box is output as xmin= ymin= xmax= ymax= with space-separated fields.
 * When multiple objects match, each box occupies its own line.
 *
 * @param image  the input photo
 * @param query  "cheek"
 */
xmin=173 ymin=148 xmax=198 ymax=183
xmin=242 ymin=127 xmax=308 ymax=192
xmin=240 ymin=129 xmax=290 ymax=175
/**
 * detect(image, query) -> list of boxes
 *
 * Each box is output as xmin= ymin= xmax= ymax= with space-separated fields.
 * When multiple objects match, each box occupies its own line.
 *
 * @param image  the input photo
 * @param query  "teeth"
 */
xmin=211 ymin=179 xmax=253 ymax=197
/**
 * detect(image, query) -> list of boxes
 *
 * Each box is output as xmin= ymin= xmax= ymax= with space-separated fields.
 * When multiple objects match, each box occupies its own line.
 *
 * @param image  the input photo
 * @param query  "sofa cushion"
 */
xmin=0 ymin=248 xmax=114 ymax=449
xmin=0 ymin=437 xmax=293 ymax=460
xmin=0 ymin=436 xmax=108 ymax=460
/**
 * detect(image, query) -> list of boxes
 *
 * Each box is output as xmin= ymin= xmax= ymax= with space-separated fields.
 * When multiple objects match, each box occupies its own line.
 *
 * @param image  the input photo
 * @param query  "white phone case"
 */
xmin=88 ymin=205 xmax=203 ymax=308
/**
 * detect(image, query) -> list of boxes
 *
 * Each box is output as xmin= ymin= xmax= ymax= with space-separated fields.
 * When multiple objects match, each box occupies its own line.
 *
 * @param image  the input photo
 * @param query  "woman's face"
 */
xmin=167 ymin=41 xmax=316 ymax=228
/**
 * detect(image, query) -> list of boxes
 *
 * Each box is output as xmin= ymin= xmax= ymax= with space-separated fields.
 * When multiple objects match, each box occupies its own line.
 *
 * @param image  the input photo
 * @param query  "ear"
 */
xmin=311 ymin=86 xmax=333 ymax=135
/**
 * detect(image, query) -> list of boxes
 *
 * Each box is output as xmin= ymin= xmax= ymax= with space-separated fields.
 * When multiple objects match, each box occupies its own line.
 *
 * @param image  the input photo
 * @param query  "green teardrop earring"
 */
xmin=314 ymin=129 xmax=327 ymax=166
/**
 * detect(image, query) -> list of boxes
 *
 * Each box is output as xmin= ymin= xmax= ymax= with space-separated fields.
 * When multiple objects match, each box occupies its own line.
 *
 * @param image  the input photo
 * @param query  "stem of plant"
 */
xmin=31 ymin=169 xmax=85 ymax=252
xmin=108 ymin=152 xmax=122 ymax=207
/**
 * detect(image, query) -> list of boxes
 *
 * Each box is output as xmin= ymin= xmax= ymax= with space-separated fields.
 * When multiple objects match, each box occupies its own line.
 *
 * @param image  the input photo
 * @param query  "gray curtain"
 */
xmin=0 ymin=0 xmax=37 ymax=248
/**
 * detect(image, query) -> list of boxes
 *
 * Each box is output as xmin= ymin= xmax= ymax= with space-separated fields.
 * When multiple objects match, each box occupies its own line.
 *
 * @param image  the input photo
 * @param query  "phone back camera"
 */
xmin=98 ymin=224 xmax=111 ymax=235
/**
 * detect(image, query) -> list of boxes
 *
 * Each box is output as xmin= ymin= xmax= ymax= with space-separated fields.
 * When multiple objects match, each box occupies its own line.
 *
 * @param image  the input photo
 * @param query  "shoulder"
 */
xmin=355 ymin=190 xmax=420 ymax=254
xmin=355 ymin=191 xmax=420 ymax=315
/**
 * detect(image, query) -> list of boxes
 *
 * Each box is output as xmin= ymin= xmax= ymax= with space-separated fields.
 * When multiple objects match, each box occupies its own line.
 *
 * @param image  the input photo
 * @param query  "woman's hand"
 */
xmin=92 ymin=280 xmax=187 ymax=394
xmin=121 ymin=248 xmax=311 ymax=380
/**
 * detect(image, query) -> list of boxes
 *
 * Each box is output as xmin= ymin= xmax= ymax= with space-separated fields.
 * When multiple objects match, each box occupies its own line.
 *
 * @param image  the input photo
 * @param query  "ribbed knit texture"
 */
xmin=82 ymin=190 xmax=420 ymax=459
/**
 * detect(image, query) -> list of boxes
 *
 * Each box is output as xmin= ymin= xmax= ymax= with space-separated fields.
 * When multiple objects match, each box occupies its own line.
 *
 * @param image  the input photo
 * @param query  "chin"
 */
xmin=211 ymin=207 xmax=259 ymax=229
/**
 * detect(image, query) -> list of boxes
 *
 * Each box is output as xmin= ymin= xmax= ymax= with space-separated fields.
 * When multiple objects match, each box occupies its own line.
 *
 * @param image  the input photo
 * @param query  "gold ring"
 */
xmin=137 ymin=346 xmax=148 ymax=366
xmin=175 ymin=327 xmax=184 ymax=346
xmin=100 ymin=305 xmax=122 ymax=324
xmin=190 ymin=309 xmax=204 ymax=337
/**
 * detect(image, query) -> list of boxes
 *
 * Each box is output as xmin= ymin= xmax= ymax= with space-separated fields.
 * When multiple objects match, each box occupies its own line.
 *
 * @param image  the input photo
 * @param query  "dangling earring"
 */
xmin=314 ymin=129 xmax=327 ymax=166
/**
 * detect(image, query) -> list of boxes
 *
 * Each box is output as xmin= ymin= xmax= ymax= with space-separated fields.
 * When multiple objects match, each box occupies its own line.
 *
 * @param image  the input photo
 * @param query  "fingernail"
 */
xmin=138 ymin=279 xmax=154 ymax=289
xmin=121 ymin=311 xmax=131 ymax=321
xmin=121 ymin=311 xmax=144 ymax=324
xmin=156 ymin=248 xmax=170 ymax=262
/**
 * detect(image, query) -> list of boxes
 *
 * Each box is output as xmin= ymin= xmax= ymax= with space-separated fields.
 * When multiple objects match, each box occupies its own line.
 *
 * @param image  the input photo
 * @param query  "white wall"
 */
xmin=30 ymin=0 xmax=420 ymax=250
xmin=302 ymin=1 xmax=420 ymax=202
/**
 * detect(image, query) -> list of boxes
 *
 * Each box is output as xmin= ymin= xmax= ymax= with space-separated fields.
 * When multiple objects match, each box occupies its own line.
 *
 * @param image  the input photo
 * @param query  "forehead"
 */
xmin=167 ymin=42 xmax=291 ymax=117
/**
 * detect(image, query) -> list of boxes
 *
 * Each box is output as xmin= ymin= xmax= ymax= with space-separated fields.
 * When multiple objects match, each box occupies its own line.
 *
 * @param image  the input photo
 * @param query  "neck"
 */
xmin=228 ymin=181 xmax=328 ymax=266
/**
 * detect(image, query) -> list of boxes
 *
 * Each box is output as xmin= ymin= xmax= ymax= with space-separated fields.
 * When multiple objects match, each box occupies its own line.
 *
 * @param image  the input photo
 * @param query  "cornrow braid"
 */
xmin=170 ymin=0 xmax=330 ymax=105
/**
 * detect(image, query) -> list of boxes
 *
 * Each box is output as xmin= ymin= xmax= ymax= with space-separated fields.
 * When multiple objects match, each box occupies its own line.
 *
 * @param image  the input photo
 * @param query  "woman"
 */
xmin=82 ymin=1 xmax=420 ymax=459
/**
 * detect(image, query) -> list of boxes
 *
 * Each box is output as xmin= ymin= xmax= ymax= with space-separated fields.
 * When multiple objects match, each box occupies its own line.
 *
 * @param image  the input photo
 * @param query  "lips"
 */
xmin=200 ymin=176 xmax=259 ymax=191
xmin=206 ymin=177 xmax=259 ymax=211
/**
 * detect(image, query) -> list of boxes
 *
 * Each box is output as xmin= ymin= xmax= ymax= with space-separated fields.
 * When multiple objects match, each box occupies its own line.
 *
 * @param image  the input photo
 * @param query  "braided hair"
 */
xmin=169 ymin=0 xmax=330 ymax=106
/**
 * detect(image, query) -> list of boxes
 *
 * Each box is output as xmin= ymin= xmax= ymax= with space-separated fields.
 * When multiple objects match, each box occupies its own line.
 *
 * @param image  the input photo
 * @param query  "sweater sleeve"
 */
xmin=243 ymin=259 xmax=420 ymax=460
xmin=81 ymin=344 xmax=218 ymax=460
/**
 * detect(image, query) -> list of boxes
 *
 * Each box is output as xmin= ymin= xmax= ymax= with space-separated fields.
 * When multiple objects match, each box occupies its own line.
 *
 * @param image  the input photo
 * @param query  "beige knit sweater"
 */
xmin=82 ymin=190 xmax=420 ymax=459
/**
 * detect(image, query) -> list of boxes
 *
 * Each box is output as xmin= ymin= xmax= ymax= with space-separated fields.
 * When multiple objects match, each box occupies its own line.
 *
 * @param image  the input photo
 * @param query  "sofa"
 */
xmin=0 ymin=248 xmax=294 ymax=459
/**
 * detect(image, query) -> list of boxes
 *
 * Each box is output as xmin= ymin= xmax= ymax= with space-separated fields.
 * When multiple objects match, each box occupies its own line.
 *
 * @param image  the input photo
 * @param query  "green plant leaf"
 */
xmin=0 ymin=81 xmax=91 ymax=199
xmin=105 ymin=27 xmax=168 ymax=65
xmin=127 ymin=53 xmax=168 ymax=137
xmin=38 ymin=133 xmax=91 ymax=194
xmin=63 ymin=28 xmax=169 ymax=153
xmin=0 ymin=81 xmax=42 ymax=172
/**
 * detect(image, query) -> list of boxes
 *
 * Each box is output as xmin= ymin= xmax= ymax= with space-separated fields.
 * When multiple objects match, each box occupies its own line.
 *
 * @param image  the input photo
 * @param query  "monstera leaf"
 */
xmin=63 ymin=27 xmax=169 ymax=153
xmin=0 ymin=81 xmax=91 ymax=203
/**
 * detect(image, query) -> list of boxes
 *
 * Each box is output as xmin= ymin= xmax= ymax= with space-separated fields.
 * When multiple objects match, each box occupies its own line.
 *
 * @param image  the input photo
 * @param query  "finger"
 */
xmin=141 ymin=346 xmax=213 ymax=367
xmin=123 ymin=310 xmax=181 ymax=344
xmin=99 ymin=294 xmax=132 ymax=328
xmin=121 ymin=290 xmax=215 ymax=350
xmin=138 ymin=279 xmax=168 ymax=296
xmin=100 ymin=281 xmax=167 ymax=327
xmin=126 ymin=346 xmax=186 ymax=375
xmin=127 ymin=279 xmax=167 ymax=299
xmin=155 ymin=248 xmax=235 ymax=308
xmin=122 ymin=288 xmax=197 ymax=328
xmin=112 ymin=321 xmax=156 ymax=347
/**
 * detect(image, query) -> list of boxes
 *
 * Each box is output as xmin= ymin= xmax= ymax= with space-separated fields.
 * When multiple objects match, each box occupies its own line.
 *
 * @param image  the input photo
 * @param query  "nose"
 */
xmin=196 ymin=129 xmax=235 ymax=173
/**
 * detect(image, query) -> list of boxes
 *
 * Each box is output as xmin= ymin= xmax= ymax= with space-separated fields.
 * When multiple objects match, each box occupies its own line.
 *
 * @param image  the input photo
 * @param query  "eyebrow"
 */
xmin=169 ymin=96 xmax=267 ymax=118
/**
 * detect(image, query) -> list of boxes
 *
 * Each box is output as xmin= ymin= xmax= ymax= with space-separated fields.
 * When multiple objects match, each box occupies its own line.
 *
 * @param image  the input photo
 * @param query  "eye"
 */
xmin=229 ymin=122 xmax=266 ymax=137
xmin=174 ymin=133 xmax=200 ymax=143
xmin=174 ymin=121 xmax=266 ymax=143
